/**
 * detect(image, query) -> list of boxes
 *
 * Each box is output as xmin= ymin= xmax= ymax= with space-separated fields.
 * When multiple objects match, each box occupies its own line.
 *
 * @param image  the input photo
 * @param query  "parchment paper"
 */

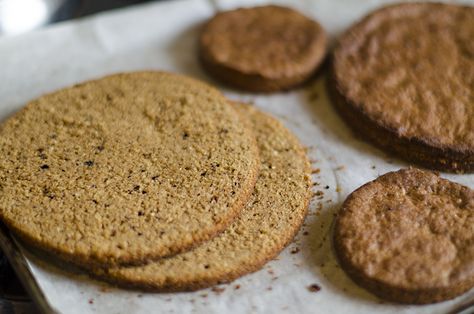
xmin=1 ymin=0 xmax=473 ymax=313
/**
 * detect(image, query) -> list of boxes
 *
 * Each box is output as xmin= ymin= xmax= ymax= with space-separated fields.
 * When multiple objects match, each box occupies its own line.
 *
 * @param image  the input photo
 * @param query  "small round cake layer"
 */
xmin=93 ymin=104 xmax=312 ymax=291
xmin=330 ymin=3 xmax=474 ymax=172
xmin=0 ymin=72 xmax=260 ymax=268
xmin=334 ymin=168 xmax=474 ymax=304
xmin=200 ymin=5 xmax=327 ymax=92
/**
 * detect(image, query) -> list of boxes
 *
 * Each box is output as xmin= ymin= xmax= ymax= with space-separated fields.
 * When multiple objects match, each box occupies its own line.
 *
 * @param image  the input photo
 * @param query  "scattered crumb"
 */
xmin=272 ymin=276 xmax=279 ymax=281
xmin=137 ymin=294 xmax=143 ymax=298
xmin=200 ymin=293 xmax=208 ymax=298
xmin=88 ymin=299 xmax=94 ymax=305
xmin=335 ymin=165 xmax=345 ymax=171
xmin=211 ymin=286 xmax=226 ymax=294
xmin=267 ymin=287 xmax=273 ymax=291
xmin=303 ymin=231 xmax=309 ymax=236
xmin=99 ymin=286 xmax=111 ymax=293
xmin=335 ymin=186 xmax=342 ymax=192
xmin=324 ymin=185 xmax=329 ymax=189
xmin=312 ymin=193 xmax=324 ymax=201
xmin=371 ymin=165 xmax=376 ymax=169
xmin=307 ymin=284 xmax=321 ymax=293
xmin=312 ymin=168 xmax=321 ymax=174
xmin=234 ymin=284 xmax=241 ymax=290
xmin=290 ymin=247 xmax=300 ymax=254
xmin=267 ymin=269 xmax=275 ymax=276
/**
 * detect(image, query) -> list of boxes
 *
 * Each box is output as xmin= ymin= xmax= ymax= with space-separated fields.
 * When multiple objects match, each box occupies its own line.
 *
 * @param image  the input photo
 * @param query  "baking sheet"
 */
xmin=1 ymin=0 xmax=474 ymax=313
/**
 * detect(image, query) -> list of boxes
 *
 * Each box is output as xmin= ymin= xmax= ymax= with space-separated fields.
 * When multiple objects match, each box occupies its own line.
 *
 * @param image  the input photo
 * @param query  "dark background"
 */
xmin=55 ymin=0 xmax=156 ymax=20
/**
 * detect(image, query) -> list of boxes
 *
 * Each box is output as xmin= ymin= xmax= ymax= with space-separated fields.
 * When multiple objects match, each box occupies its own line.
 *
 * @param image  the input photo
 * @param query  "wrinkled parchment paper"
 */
xmin=1 ymin=0 xmax=474 ymax=313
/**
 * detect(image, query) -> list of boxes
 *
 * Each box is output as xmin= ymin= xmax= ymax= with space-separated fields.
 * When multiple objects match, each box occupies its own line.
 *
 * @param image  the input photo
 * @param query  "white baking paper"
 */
xmin=1 ymin=0 xmax=473 ymax=313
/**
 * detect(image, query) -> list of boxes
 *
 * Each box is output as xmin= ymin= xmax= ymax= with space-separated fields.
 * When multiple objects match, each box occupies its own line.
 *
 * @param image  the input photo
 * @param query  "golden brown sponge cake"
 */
xmin=92 ymin=104 xmax=312 ymax=291
xmin=0 ymin=72 xmax=260 ymax=268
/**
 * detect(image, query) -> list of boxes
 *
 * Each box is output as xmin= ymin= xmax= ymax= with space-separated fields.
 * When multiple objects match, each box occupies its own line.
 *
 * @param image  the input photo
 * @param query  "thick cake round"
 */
xmin=334 ymin=168 xmax=474 ymax=304
xmin=200 ymin=5 xmax=327 ymax=92
xmin=330 ymin=3 xmax=474 ymax=172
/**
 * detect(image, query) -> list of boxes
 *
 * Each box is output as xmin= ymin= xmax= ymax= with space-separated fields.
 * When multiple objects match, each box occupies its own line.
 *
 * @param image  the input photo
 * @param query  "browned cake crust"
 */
xmin=329 ymin=2 xmax=474 ymax=173
xmin=199 ymin=5 xmax=327 ymax=92
xmin=334 ymin=168 xmax=474 ymax=304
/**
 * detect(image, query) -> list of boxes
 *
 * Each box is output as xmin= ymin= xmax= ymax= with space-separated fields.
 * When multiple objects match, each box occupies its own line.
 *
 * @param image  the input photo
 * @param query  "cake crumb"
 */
xmin=307 ymin=284 xmax=321 ymax=292
xmin=211 ymin=286 xmax=226 ymax=294
xmin=99 ymin=286 xmax=111 ymax=293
